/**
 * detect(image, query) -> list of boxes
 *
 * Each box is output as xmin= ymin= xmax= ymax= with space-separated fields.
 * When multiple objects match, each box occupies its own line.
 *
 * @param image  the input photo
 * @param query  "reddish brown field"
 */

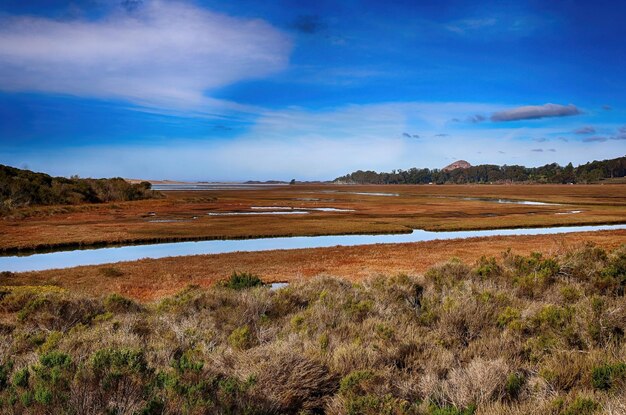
xmin=4 ymin=229 xmax=626 ymax=302
xmin=2 ymin=184 xmax=626 ymax=253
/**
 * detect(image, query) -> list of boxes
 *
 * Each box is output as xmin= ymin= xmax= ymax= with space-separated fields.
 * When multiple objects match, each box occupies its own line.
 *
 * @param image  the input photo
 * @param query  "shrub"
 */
xmin=12 ymin=367 xmax=29 ymax=388
xmin=474 ymin=256 xmax=502 ymax=279
xmin=228 ymin=325 xmax=253 ymax=350
xmin=504 ymin=372 xmax=525 ymax=399
xmin=223 ymin=272 xmax=264 ymax=290
xmin=99 ymin=267 xmax=124 ymax=278
xmin=0 ymin=361 xmax=12 ymax=391
xmin=30 ymin=352 xmax=73 ymax=408
xmin=103 ymin=293 xmax=140 ymax=313
xmin=496 ymin=307 xmax=521 ymax=329
xmin=89 ymin=348 xmax=151 ymax=414
xmin=340 ymin=370 xmax=376 ymax=395
xmin=591 ymin=362 xmax=626 ymax=390
xmin=561 ymin=397 xmax=599 ymax=415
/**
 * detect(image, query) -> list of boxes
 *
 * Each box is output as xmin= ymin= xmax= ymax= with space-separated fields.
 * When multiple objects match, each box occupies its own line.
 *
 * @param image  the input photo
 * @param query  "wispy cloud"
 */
xmin=467 ymin=114 xmax=486 ymax=123
xmin=583 ymin=136 xmax=608 ymax=142
xmin=531 ymin=148 xmax=544 ymax=152
xmin=491 ymin=103 xmax=582 ymax=122
xmin=0 ymin=1 xmax=292 ymax=110
xmin=445 ymin=18 xmax=497 ymax=34
xmin=574 ymin=126 xmax=596 ymax=134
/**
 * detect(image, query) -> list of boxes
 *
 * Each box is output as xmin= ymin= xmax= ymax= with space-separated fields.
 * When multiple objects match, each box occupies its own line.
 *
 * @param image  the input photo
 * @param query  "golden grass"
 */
xmin=4 ymin=230 xmax=625 ymax=302
xmin=1 ymin=184 xmax=626 ymax=253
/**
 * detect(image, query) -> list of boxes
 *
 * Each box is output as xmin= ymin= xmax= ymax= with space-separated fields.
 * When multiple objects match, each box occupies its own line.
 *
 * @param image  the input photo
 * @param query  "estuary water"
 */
xmin=1 ymin=224 xmax=625 ymax=272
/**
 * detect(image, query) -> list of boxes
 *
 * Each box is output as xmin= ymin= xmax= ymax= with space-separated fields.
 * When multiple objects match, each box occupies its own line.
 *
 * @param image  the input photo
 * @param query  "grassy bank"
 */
xmin=1 ymin=245 xmax=625 ymax=414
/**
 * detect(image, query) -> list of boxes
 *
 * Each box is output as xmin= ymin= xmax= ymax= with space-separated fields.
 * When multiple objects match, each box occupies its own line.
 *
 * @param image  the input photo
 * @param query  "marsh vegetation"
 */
xmin=1 ymin=245 xmax=625 ymax=414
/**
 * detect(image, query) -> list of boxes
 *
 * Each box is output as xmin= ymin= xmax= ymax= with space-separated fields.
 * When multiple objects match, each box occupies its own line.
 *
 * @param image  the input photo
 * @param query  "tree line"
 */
xmin=334 ymin=155 xmax=626 ymax=185
xmin=0 ymin=164 xmax=161 ymax=210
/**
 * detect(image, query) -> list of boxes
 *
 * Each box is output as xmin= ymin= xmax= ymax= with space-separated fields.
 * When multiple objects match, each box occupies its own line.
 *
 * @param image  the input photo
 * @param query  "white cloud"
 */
xmin=0 ymin=1 xmax=292 ymax=110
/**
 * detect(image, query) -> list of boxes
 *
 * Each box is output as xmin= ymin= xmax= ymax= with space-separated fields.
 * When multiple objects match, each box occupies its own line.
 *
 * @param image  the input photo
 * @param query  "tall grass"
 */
xmin=0 ymin=244 xmax=625 ymax=414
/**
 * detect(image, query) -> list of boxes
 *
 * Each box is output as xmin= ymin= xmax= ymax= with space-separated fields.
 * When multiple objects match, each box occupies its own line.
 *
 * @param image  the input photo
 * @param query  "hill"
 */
xmin=334 ymin=155 xmax=626 ymax=184
xmin=442 ymin=160 xmax=472 ymax=172
xmin=0 ymin=164 xmax=161 ymax=211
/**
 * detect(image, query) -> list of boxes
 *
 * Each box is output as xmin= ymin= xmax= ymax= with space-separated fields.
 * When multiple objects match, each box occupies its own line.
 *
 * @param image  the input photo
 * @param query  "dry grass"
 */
xmin=1 ymin=245 xmax=625 ymax=414
xmin=2 ymin=184 xmax=625 ymax=253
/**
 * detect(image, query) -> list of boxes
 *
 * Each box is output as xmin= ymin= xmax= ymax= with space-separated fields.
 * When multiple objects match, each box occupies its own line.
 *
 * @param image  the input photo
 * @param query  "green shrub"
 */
xmin=505 ymin=372 xmax=525 ymax=399
xmin=103 ymin=292 xmax=139 ymax=313
xmin=0 ymin=361 xmax=12 ymax=391
xmin=39 ymin=331 xmax=62 ymax=354
xmin=591 ymin=362 xmax=626 ymax=390
xmin=172 ymin=350 xmax=204 ymax=373
xmin=344 ymin=298 xmax=373 ymax=320
xmin=339 ymin=370 xmax=375 ymax=394
xmin=34 ymin=385 xmax=52 ymax=405
xmin=474 ymin=256 xmax=502 ymax=279
xmin=561 ymin=397 xmax=598 ymax=415
xmin=12 ymin=367 xmax=29 ymax=388
xmin=345 ymin=393 xmax=408 ymax=415
xmin=533 ymin=305 xmax=571 ymax=329
xmin=228 ymin=325 xmax=253 ymax=350
xmin=223 ymin=272 xmax=264 ymax=290
xmin=497 ymin=307 xmax=521 ymax=329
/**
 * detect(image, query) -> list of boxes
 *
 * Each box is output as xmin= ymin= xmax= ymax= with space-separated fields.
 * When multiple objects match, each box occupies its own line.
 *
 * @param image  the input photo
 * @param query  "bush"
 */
xmin=222 ymin=272 xmax=264 ymax=290
xmin=228 ymin=325 xmax=253 ymax=350
xmin=99 ymin=267 xmax=124 ymax=278
xmin=591 ymin=362 xmax=626 ymax=390
xmin=561 ymin=397 xmax=599 ymax=415
xmin=12 ymin=367 xmax=29 ymax=388
xmin=103 ymin=293 xmax=140 ymax=313
xmin=504 ymin=372 xmax=525 ymax=399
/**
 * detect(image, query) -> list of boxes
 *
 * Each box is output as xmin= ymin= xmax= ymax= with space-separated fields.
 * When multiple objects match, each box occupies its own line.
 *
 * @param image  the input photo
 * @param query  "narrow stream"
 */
xmin=1 ymin=224 xmax=625 ymax=273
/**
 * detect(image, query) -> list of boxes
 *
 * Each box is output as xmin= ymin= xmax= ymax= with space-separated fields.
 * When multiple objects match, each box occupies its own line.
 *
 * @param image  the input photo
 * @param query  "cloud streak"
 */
xmin=574 ymin=126 xmax=596 ymax=134
xmin=0 ymin=1 xmax=292 ymax=110
xmin=491 ymin=103 xmax=582 ymax=122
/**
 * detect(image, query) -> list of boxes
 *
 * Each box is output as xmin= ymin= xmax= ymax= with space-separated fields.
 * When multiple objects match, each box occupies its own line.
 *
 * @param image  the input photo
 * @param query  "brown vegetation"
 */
xmin=0 ymin=245 xmax=625 ymax=414
xmin=1 ymin=184 xmax=625 ymax=253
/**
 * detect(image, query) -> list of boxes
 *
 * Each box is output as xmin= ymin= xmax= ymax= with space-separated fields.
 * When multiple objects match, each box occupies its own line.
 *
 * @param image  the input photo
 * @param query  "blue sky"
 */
xmin=0 ymin=0 xmax=625 ymax=180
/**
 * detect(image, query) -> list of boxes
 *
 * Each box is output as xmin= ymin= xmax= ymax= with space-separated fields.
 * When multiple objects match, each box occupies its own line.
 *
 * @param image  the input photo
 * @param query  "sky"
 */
xmin=0 ymin=0 xmax=625 ymax=181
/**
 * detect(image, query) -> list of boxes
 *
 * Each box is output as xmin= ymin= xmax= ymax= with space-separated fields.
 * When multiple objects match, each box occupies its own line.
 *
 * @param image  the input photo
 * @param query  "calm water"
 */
xmin=2 ymin=224 xmax=625 ymax=272
xmin=152 ymin=183 xmax=286 ymax=191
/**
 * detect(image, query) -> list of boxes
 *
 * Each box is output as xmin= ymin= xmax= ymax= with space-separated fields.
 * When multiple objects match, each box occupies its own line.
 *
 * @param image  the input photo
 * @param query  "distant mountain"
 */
xmin=442 ymin=160 xmax=471 ymax=172
xmin=334 ymin=155 xmax=626 ymax=184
